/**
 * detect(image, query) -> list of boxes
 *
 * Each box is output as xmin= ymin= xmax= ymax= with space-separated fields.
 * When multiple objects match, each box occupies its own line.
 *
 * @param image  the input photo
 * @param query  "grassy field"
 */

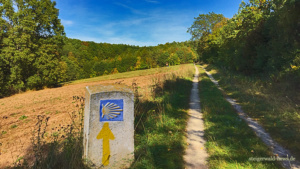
xmin=3 ymin=64 xmax=195 ymax=168
xmin=6 ymin=62 xmax=293 ymax=168
xmin=200 ymin=64 xmax=300 ymax=161
xmin=197 ymin=65 xmax=282 ymax=169
xmin=66 ymin=65 xmax=184 ymax=85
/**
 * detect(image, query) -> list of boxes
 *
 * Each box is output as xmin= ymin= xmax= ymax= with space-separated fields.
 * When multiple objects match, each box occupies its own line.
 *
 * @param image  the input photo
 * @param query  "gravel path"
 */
xmin=184 ymin=65 xmax=208 ymax=169
xmin=201 ymin=65 xmax=300 ymax=169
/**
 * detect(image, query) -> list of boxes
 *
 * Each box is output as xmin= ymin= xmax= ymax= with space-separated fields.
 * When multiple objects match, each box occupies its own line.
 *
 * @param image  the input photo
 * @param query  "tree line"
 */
xmin=0 ymin=0 xmax=197 ymax=98
xmin=188 ymin=0 xmax=299 ymax=79
xmin=60 ymin=38 xmax=197 ymax=82
xmin=1 ymin=0 xmax=65 ymax=97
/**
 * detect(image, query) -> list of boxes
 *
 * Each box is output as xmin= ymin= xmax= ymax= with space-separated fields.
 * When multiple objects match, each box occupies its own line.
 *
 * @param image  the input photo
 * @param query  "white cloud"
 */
xmin=61 ymin=19 xmax=74 ymax=26
xmin=114 ymin=2 xmax=147 ymax=15
xmin=145 ymin=0 xmax=159 ymax=4
xmin=64 ymin=3 xmax=196 ymax=46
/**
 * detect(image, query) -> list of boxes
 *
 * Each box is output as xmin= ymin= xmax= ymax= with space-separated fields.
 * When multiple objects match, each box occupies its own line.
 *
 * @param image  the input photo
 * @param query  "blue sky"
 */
xmin=55 ymin=0 xmax=245 ymax=46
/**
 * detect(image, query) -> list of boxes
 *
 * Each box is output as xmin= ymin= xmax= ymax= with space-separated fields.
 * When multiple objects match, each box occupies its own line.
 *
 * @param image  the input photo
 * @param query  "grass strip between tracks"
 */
xmin=198 ymin=65 xmax=282 ymax=169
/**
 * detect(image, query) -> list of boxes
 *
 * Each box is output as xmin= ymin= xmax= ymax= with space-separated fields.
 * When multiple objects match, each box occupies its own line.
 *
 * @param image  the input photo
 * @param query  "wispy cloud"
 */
xmin=57 ymin=0 xmax=197 ymax=46
xmin=61 ymin=19 xmax=74 ymax=26
xmin=144 ymin=0 xmax=159 ymax=4
xmin=98 ymin=30 xmax=115 ymax=36
xmin=55 ymin=0 xmax=243 ymax=46
xmin=114 ymin=2 xmax=147 ymax=15
xmin=67 ymin=8 xmax=193 ymax=46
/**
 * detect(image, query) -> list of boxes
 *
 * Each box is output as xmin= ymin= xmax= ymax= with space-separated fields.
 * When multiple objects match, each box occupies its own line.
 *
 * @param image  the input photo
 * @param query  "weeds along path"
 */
xmin=200 ymin=65 xmax=300 ymax=169
xmin=0 ymin=64 xmax=192 ymax=168
xmin=184 ymin=65 xmax=208 ymax=169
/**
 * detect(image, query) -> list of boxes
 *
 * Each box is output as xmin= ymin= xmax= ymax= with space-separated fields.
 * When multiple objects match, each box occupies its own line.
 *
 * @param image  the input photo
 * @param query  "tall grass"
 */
xmin=12 ymin=96 xmax=88 ymax=169
xmin=12 ymin=64 xmax=195 ymax=169
xmin=198 ymin=65 xmax=282 ymax=169
xmin=201 ymin=64 xmax=300 ymax=161
xmin=130 ymin=65 xmax=194 ymax=168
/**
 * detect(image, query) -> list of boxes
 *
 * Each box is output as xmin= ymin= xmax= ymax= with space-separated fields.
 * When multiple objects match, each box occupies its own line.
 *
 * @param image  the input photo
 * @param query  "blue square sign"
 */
xmin=100 ymin=99 xmax=124 ymax=121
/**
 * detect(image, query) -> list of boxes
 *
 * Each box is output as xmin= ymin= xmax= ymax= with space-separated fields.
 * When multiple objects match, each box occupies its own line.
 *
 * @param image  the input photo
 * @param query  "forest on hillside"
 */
xmin=188 ymin=0 xmax=299 ymax=80
xmin=1 ymin=0 xmax=299 ymax=98
xmin=0 ymin=0 xmax=197 ymax=98
xmin=60 ymin=39 xmax=197 ymax=82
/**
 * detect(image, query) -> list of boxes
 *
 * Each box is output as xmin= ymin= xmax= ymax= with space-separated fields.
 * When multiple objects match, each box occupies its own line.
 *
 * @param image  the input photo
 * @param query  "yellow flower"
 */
xmin=291 ymin=65 xmax=298 ymax=70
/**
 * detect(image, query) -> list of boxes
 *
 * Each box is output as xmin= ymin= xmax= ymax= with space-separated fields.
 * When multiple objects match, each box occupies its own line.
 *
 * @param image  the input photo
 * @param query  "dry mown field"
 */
xmin=0 ymin=64 xmax=193 ymax=168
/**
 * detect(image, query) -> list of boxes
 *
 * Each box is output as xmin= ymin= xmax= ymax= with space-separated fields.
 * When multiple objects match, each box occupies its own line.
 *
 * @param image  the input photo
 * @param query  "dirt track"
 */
xmin=184 ymin=65 xmax=208 ymax=168
xmin=0 ymin=70 xmax=174 ymax=168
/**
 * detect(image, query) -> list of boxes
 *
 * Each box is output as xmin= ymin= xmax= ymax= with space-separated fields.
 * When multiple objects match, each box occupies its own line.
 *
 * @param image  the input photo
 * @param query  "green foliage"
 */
xmin=132 ymin=66 xmax=194 ymax=168
xmin=204 ymin=63 xmax=300 ymax=161
xmin=0 ymin=1 xmax=197 ymax=98
xmin=27 ymin=75 xmax=43 ymax=89
xmin=11 ymin=124 xmax=18 ymax=129
xmin=187 ymin=12 xmax=225 ymax=41
xmin=60 ymin=39 xmax=197 ymax=82
xmin=189 ymin=0 xmax=300 ymax=80
xmin=19 ymin=115 xmax=28 ymax=120
xmin=0 ymin=0 xmax=65 ymax=97
xmin=198 ymin=66 xmax=281 ymax=168
xmin=158 ymin=52 xmax=170 ymax=66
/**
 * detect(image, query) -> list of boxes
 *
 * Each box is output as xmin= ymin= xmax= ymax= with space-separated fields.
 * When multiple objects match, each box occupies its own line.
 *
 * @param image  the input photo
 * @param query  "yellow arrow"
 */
xmin=96 ymin=122 xmax=115 ymax=166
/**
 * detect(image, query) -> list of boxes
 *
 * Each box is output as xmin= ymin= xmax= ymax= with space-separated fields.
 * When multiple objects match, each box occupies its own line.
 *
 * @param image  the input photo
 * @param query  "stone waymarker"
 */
xmin=83 ymin=84 xmax=134 ymax=168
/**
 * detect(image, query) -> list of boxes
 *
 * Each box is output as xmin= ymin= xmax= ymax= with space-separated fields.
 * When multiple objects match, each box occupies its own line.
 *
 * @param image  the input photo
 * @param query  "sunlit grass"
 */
xmin=67 ymin=64 xmax=190 ymax=85
xmin=201 ymin=64 xmax=300 ymax=161
xmin=198 ymin=65 xmax=282 ymax=169
xmin=131 ymin=65 xmax=194 ymax=168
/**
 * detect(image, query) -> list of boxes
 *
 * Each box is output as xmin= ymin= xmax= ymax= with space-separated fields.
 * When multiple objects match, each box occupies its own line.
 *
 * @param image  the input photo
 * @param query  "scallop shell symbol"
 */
xmin=101 ymin=102 xmax=123 ymax=119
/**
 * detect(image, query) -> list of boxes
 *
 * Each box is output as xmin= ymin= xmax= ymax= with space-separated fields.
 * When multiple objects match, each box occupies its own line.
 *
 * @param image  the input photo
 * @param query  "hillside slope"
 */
xmin=0 ymin=64 xmax=192 ymax=168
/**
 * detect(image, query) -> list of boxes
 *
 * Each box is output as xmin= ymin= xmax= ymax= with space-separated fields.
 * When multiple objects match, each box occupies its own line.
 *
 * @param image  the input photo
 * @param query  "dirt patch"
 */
xmin=0 ymin=68 xmax=185 ymax=168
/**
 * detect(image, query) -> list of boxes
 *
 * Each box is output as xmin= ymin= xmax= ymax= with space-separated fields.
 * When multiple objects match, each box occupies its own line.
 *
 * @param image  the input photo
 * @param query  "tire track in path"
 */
xmin=201 ymin=65 xmax=300 ymax=169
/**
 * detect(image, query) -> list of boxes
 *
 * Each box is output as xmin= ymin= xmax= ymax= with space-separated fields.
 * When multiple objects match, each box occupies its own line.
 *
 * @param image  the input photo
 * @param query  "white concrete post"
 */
xmin=83 ymin=84 xmax=134 ymax=168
